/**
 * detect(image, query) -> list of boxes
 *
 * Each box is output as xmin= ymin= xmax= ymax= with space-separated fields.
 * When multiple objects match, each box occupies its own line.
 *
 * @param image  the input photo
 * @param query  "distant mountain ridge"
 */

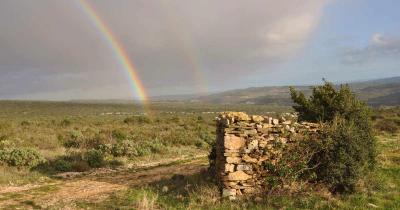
xmin=69 ymin=76 xmax=400 ymax=106
xmin=193 ymin=76 xmax=400 ymax=106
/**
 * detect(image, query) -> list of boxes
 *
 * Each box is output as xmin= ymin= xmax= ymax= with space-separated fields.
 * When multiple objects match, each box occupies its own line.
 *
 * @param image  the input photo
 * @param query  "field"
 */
xmin=0 ymin=101 xmax=398 ymax=209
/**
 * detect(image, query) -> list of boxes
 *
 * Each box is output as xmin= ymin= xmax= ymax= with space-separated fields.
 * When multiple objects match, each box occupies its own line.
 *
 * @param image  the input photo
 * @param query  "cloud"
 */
xmin=0 ymin=0 xmax=327 ymax=99
xmin=342 ymin=33 xmax=400 ymax=64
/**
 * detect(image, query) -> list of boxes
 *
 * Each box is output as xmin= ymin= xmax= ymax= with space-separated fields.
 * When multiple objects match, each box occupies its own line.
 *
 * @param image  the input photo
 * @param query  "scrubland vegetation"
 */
xmin=77 ymin=133 xmax=399 ymax=210
xmin=0 ymin=101 xmax=285 ymax=185
xmin=0 ymin=92 xmax=399 ymax=209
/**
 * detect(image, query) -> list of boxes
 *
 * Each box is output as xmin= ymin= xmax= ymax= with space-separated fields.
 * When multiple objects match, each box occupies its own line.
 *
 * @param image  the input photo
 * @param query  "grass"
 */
xmin=77 ymin=133 xmax=399 ymax=209
xmin=0 ymin=101 xmax=287 ymax=186
xmin=0 ymin=166 xmax=51 ymax=186
xmin=0 ymin=101 xmax=398 ymax=209
xmin=0 ymin=184 xmax=60 ymax=209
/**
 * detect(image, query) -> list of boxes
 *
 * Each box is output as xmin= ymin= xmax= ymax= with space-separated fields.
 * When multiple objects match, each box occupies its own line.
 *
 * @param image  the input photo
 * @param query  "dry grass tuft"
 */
xmin=135 ymin=191 xmax=159 ymax=210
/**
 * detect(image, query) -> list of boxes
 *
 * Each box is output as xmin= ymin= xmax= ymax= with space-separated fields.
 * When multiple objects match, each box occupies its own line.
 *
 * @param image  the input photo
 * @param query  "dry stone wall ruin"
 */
xmin=214 ymin=112 xmax=319 ymax=200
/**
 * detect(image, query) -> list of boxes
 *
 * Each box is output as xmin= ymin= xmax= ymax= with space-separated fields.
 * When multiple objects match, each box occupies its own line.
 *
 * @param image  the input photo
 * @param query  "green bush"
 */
xmin=98 ymin=143 xmax=113 ymax=155
xmin=111 ymin=140 xmax=137 ymax=157
xmin=54 ymin=159 xmax=73 ymax=172
xmin=109 ymin=139 xmax=165 ymax=158
xmin=312 ymin=117 xmax=377 ymax=193
xmin=5 ymin=148 xmax=45 ymax=168
xmin=290 ymin=81 xmax=376 ymax=193
xmin=84 ymin=149 xmax=104 ymax=168
xmin=112 ymin=129 xmax=128 ymax=141
xmin=62 ymin=130 xmax=84 ymax=148
xmin=290 ymin=80 xmax=370 ymax=123
xmin=147 ymin=138 xmax=164 ymax=154
xmin=134 ymin=144 xmax=152 ymax=156
xmin=0 ymin=149 xmax=9 ymax=163
xmin=197 ymin=128 xmax=214 ymax=146
xmin=264 ymin=135 xmax=318 ymax=190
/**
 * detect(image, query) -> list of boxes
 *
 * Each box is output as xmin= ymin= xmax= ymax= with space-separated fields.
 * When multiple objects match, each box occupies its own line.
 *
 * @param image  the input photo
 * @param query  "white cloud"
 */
xmin=342 ymin=33 xmax=400 ymax=64
xmin=371 ymin=33 xmax=388 ymax=45
xmin=260 ymin=13 xmax=321 ymax=58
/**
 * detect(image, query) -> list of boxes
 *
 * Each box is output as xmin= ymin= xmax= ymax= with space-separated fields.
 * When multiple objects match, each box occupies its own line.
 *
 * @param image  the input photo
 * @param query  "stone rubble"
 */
xmin=215 ymin=112 xmax=319 ymax=200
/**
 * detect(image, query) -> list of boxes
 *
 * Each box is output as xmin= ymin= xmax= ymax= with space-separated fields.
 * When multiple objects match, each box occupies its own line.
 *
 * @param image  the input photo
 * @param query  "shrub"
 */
xmin=62 ymin=130 xmax=83 ymax=148
xmin=84 ymin=149 xmax=104 ymax=168
xmin=72 ymin=160 xmax=91 ymax=172
xmin=111 ymin=140 xmax=137 ymax=157
xmin=208 ymin=142 xmax=217 ymax=176
xmin=123 ymin=117 xmax=135 ymax=124
xmin=20 ymin=121 xmax=31 ymax=126
xmin=63 ymin=139 xmax=81 ymax=149
xmin=109 ymin=159 xmax=124 ymax=167
xmin=290 ymin=80 xmax=370 ymax=123
xmin=137 ymin=116 xmax=151 ymax=124
xmin=311 ymin=117 xmax=377 ymax=193
xmin=0 ymin=149 xmax=9 ymax=163
xmin=170 ymin=116 xmax=181 ymax=124
xmin=195 ymin=140 xmax=208 ymax=149
xmin=6 ymin=148 xmax=45 ymax=168
xmin=264 ymin=134 xmax=318 ymax=190
xmin=290 ymin=80 xmax=376 ymax=193
xmin=135 ymin=144 xmax=152 ymax=157
xmin=147 ymin=138 xmax=164 ymax=154
xmin=60 ymin=119 xmax=72 ymax=127
xmin=197 ymin=126 xmax=214 ymax=146
xmin=98 ymin=143 xmax=113 ymax=155
xmin=112 ymin=129 xmax=128 ymax=142
xmin=110 ymin=139 xmax=165 ymax=158
xmin=0 ymin=139 xmax=14 ymax=149
xmin=374 ymin=119 xmax=398 ymax=134
xmin=70 ymin=130 xmax=83 ymax=140
xmin=54 ymin=159 xmax=73 ymax=172
xmin=124 ymin=116 xmax=151 ymax=125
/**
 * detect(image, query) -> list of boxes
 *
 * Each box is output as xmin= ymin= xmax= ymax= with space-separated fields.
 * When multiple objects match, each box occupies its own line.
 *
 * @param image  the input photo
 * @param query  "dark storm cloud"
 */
xmin=0 ymin=0 xmax=327 ymax=99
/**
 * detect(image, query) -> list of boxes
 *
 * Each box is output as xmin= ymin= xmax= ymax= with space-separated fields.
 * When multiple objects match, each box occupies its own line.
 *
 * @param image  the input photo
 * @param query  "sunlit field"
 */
xmin=0 ymin=101 xmax=398 ymax=209
xmin=0 ymin=101 xmax=288 ymax=184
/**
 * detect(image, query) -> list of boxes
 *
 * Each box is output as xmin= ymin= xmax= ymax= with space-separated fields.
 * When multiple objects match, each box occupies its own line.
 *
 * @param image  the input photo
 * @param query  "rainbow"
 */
xmin=159 ymin=0 xmax=209 ymax=94
xmin=76 ymin=0 xmax=148 ymax=102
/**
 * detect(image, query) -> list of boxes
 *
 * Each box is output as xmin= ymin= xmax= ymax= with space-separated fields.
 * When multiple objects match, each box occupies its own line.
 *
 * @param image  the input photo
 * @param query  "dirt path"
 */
xmin=0 ymin=156 xmax=208 ymax=209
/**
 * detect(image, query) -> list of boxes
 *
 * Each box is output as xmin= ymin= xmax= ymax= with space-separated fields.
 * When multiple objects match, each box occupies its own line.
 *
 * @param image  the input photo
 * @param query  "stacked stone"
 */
xmin=215 ymin=112 xmax=319 ymax=200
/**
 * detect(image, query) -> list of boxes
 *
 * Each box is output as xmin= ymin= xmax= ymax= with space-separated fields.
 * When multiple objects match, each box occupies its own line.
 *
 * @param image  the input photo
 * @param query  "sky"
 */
xmin=0 ymin=0 xmax=399 ymax=100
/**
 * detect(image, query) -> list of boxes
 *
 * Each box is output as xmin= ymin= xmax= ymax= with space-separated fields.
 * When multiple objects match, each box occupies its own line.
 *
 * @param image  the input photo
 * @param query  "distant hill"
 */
xmin=73 ymin=76 xmax=400 ymax=107
xmin=194 ymin=76 xmax=400 ymax=106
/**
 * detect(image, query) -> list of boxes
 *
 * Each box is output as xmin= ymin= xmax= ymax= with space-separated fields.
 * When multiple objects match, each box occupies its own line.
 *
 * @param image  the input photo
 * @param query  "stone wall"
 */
xmin=214 ymin=112 xmax=319 ymax=200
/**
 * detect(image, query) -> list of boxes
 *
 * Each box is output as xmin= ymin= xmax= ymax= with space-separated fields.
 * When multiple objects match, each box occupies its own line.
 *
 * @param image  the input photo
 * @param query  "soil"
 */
xmin=0 ymin=155 xmax=208 ymax=209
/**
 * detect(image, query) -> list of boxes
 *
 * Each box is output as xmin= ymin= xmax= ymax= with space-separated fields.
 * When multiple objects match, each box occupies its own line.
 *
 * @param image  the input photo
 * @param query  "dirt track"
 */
xmin=0 ymin=156 xmax=208 ymax=209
